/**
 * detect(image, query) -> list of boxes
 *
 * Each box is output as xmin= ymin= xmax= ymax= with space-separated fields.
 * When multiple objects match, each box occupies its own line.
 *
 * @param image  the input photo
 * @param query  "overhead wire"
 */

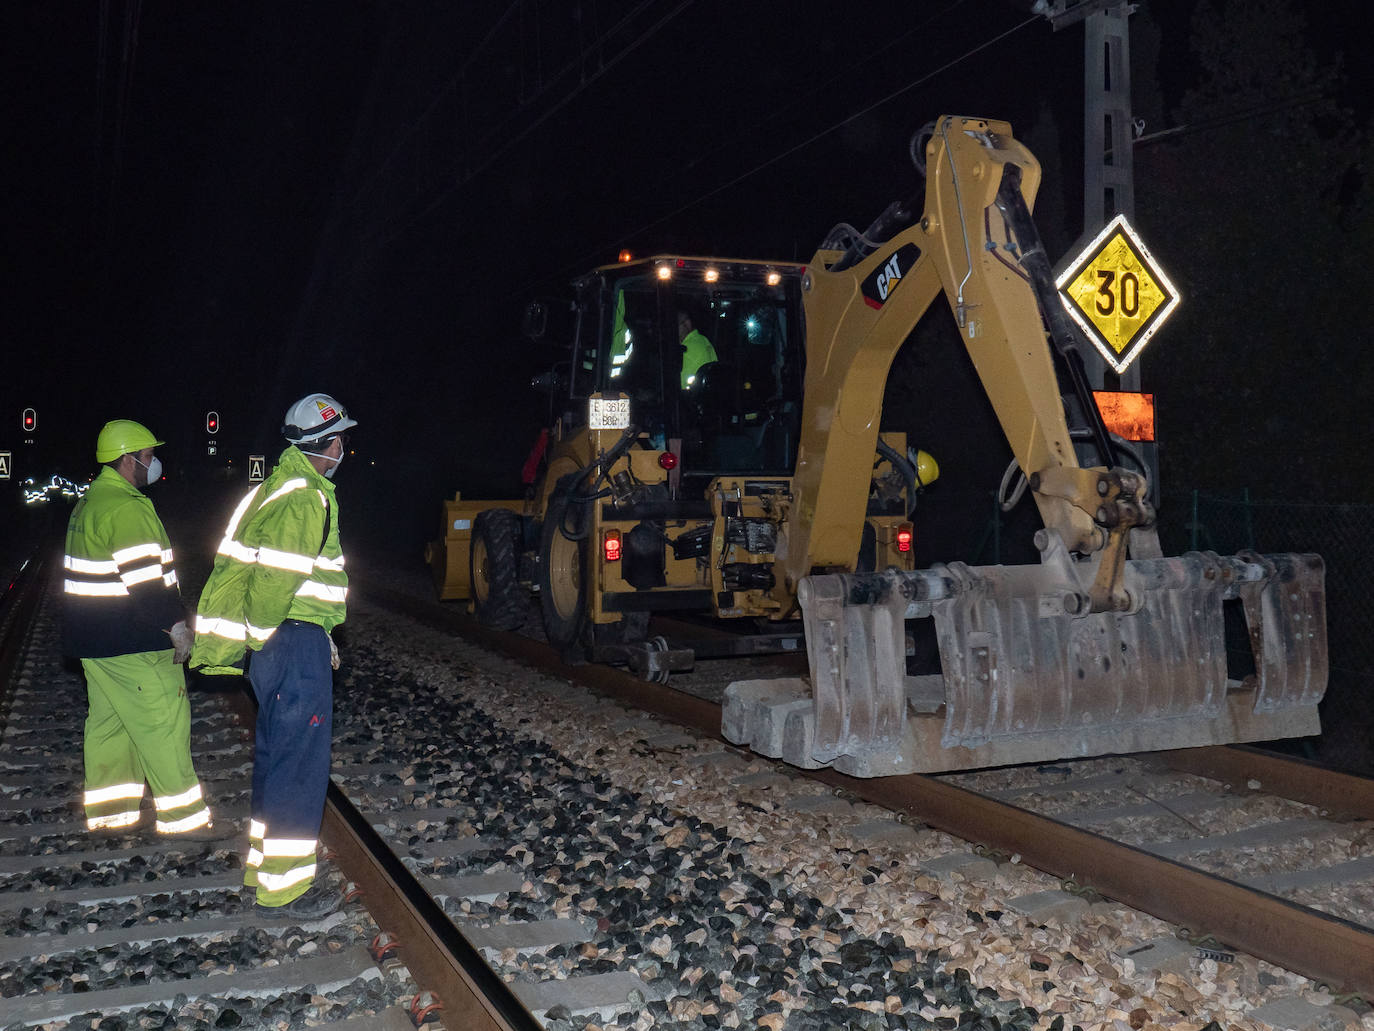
xmin=343 ymin=2 xmax=524 ymax=212
xmin=345 ymin=0 xmax=669 ymax=216
xmin=1131 ymin=88 xmax=1333 ymax=148
xmin=342 ymin=1 xmax=692 ymax=269
xmin=539 ymin=11 xmax=1042 ymax=292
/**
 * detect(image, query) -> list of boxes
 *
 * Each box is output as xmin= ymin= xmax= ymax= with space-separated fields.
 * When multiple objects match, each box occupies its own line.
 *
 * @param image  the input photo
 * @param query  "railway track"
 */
xmin=0 ymin=556 xmax=537 ymax=1031
xmin=4 ymin=546 xmax=1372 ymax=1028
xmin=354 ymin=573 xmax=1374 ymax=1018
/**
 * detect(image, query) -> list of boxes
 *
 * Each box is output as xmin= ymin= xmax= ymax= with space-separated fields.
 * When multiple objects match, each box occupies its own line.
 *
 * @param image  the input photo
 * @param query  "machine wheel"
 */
xmin=643 ymin=635 xmax=672 ymax=684
xmin=470 ymin=509 xmax=527 ymax=630
xmin=539 ymin=492 xmax=589 ymax=651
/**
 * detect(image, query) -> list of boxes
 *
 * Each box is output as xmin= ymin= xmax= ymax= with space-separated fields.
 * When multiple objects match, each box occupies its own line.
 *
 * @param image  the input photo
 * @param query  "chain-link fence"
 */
xmin=1155 ymin=490 xmax=1373 ymax=775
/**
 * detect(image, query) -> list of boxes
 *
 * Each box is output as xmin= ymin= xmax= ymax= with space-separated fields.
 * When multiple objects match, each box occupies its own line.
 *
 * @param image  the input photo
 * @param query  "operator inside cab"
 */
xmin=678 ymin=310 xmax=717 ymax=389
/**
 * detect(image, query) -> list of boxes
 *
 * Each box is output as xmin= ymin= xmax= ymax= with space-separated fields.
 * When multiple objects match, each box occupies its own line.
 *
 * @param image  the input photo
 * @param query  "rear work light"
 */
xmin=603 ymin=529 xmax=622 ymax=562
xmin=896 ymin=523 xmax=913 ymax=553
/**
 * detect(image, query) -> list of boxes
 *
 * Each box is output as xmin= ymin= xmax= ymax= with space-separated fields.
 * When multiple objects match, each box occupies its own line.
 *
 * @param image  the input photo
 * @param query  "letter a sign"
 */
xmin=0 ymin=451 xmax=10 ymax=480
xmin=248 ymin=455 xmax=266 ymax=483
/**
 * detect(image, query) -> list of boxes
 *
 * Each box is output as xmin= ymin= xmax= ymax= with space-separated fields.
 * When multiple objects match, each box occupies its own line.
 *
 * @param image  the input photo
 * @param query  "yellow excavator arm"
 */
xmin=725 ymin=115 xmax=1328 ymax=776
xmin=787 ymin=116 xmax=1125 ymax=593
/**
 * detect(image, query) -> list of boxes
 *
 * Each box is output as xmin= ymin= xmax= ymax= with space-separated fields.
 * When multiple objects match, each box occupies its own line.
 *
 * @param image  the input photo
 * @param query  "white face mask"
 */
xmin=318 ymin=446 xmax=343 ymax=479
xmin=131 ymin=455 xmax=163 ymax=486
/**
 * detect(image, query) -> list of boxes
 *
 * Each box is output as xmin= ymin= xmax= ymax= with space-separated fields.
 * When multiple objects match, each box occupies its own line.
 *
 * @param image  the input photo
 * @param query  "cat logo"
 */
xmin=860 ymin=243 xmax=922 ymax=310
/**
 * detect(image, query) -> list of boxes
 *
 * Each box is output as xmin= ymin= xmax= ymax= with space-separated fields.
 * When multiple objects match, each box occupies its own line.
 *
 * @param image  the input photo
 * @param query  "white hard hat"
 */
xmin=283 ymin=393 xmax=358 ymax=444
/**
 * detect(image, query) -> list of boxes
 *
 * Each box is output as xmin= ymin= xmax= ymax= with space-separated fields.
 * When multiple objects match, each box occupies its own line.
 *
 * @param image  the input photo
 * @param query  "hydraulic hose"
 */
xmin=875 ymin=437 xmax=920 ymax=518
xmin=992 ymin=164 xmax=1118 ymax=470
xmin=554 ymin=423 xmax=640 ymax=541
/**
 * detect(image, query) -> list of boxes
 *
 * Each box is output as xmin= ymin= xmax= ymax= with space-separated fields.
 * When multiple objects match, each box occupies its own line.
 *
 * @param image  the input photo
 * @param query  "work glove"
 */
xmin=328 ymin=632 xmax=340 ymax=671
xmin=168 ymin=620 xmax=194 ymax=664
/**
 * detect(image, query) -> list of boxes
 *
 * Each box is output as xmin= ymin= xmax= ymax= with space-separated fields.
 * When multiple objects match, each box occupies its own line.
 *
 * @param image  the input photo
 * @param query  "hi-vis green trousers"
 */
xmin=81 ymin=649 xmax=211 ymax=834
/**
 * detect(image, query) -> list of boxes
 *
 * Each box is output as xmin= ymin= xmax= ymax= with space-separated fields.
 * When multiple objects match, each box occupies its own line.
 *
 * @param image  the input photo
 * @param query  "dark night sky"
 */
xmin=4 ymin=0 xmax=1370 ymax=549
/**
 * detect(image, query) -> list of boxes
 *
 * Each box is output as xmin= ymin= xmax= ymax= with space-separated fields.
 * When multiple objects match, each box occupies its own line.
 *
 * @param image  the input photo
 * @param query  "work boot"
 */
xmin=254 ymin=884 xmax=340 ymax=920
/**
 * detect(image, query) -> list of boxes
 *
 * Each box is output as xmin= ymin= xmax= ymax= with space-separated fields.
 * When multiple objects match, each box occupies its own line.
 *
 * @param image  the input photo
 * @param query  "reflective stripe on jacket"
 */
xmin=191 ymin=446 xmax=346 ymax=675
xmin=62 ymin=466 xmax=184 ymax=658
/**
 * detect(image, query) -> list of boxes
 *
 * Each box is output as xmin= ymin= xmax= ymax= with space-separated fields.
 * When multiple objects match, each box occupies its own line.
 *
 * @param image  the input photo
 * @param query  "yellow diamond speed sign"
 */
xmin=1056 ymin=214 xmax=1179 ymax=375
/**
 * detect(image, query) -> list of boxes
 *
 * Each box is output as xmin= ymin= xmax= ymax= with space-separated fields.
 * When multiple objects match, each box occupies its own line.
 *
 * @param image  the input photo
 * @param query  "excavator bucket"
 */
xmin=724 ymin=548 xmax=1326 ymax=776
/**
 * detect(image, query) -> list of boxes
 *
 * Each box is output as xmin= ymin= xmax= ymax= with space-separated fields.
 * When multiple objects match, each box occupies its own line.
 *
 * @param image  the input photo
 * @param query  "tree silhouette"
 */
xmin=1135 ymin=0 xmax=1369 ymax=501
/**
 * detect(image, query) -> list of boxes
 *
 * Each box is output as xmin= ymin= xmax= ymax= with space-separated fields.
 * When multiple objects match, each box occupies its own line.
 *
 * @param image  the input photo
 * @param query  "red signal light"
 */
xmin=657 ymin=451 xmax=678 ymax=471
xmin=206 ymin=411 xmax=219 ymax=434
xmin=22 ymin=408 xmax=35 ymax=431
xmin=896 ymin=523 xmax=913 ymax=553
xmin=603 ymin=529 xmax=622 ymax=562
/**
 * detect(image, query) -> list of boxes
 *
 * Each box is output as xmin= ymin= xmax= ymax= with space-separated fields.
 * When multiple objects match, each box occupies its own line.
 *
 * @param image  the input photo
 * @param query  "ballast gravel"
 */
xmin=0 ymin=603 xmax=419 ymax=1031
xmin=328 ymin=599 xmax=1372 ymax=1031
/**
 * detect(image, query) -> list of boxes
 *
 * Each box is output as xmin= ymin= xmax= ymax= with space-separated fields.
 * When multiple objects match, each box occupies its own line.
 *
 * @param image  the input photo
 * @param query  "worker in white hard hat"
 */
xmin=63 ymin=420 xmax=218 ymax=839
xmin=191 ymin=392 xmax=356 ymax=918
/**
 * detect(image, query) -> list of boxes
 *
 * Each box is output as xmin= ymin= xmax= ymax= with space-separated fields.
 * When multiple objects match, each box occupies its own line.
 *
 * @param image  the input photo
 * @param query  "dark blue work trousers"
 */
xmin=246 ymin=619 xmax=333 ymax=902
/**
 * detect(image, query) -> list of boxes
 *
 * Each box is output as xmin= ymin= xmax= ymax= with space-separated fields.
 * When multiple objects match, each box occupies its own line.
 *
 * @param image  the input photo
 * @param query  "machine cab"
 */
xmin=570 ymin=256 xmax=807 ymax=482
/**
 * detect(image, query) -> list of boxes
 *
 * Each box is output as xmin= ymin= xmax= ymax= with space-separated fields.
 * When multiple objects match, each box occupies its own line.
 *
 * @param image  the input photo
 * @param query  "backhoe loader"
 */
xmin=427 ymin=115 xmax=1327 ymax=775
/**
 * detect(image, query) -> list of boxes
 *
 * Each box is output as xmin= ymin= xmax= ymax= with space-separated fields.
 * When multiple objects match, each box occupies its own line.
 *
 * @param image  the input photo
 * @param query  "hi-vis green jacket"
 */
xmin=191 ymin=446 xmax=346 ymax=676
xmin=62 ymin=466 xmax=186 ymax=658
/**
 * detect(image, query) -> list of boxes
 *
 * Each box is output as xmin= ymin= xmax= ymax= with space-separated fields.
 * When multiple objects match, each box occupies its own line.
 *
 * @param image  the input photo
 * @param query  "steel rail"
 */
xmin=1161 ymin=745 xmax=1374 ymax=822
xmin=356 ymin=580 xmax=1374 ymax=998
xmin=221 ymin=669 xmax=540 ymax=1031
xmin=0 ymin=550 xmax=50 ymax=734
xmin=321 ymin=783 xmax=541 ymax=1031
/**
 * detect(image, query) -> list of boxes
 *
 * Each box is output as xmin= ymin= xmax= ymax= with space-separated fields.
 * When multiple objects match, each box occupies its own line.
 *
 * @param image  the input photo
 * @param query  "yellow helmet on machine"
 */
xmin=95 ymin=420 xmax=164 ymax=463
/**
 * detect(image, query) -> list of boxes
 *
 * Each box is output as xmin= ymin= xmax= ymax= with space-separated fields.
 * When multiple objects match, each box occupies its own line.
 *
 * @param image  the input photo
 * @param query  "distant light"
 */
xmin=618 ymin=249 xmax=633 ymax=263
xmin=766 ymin=271 xmax=782 ymax=286
xmin=656 ymin=264 xmax=672 ymax=281
xmin=746 ymin=317 xmax=759 ymax=332
xmin=704 ymin=268 xmax=719 ymax=283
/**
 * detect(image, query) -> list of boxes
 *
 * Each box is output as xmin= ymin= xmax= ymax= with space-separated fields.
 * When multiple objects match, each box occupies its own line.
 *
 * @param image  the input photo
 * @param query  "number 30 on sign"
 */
xmin=1056 ymin=214 xmax=1180 ymax=375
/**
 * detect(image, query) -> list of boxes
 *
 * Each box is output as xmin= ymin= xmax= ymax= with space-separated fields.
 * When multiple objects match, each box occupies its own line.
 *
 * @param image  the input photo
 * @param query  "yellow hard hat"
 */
xmin=912 ymin=449 xmax=939 ymax=487
xmin=95 ymin=420 xmax=164 ymax=463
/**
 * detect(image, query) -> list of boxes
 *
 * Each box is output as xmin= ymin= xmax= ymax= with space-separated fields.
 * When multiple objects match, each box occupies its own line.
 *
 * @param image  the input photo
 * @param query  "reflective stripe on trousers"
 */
xmin=80 ymin=650 xmax=210 ymax=834
xmin=246 ymin=620 xmax=333 ymax=906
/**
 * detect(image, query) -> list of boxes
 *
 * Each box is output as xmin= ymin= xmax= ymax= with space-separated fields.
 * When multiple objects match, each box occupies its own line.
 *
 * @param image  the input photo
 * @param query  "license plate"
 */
xmin=589 ymin=396 xmax=630 ymax=430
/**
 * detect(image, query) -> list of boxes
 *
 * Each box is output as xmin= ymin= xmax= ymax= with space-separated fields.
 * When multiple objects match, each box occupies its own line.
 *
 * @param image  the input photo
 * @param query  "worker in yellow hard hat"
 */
xmin=62 ymin=420 xmax=219 ymax=840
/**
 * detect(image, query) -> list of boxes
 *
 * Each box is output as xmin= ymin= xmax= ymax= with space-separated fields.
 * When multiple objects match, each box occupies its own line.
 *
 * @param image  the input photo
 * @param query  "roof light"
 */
xmin=656 ymin=264 xmax=672 ymax=281
xmin=618 ymin=249 xmax=633 ymax=263
xmin=766 ymin=271 xmax=782 ymax=286
xmin=705 ymin=268 xmax=719 ymax=283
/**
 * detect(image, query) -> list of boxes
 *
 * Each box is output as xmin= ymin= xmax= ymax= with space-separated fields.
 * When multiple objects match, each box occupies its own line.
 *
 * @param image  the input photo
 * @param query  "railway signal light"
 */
xmin=206 ymin=411 xmax=219 ymax=434
xmin=22 ymin=408 xmax=36 ymax=432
